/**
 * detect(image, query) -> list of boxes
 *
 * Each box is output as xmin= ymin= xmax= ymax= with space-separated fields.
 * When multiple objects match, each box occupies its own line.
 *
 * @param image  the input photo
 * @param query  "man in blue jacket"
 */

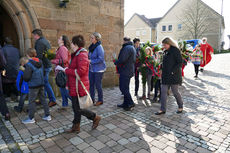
xmin=114 ymin=37 xmax=136 ymax=111
xmin=32 ymin=29 xmax=56 ymax=107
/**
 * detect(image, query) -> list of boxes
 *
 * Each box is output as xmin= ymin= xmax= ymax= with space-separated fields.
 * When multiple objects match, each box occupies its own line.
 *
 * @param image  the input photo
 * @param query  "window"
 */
xmin=136 ymin=30 xmax=140 ymax=36
xmin=178 ymin=24 xmax=182 ymax=30
xmin=142 ymin=30 xmax=146 ymax=35
xmin=162 ymin=26 xmax=166 ymax=32
xmin=168 ymin=25 xmax=173 ymax=31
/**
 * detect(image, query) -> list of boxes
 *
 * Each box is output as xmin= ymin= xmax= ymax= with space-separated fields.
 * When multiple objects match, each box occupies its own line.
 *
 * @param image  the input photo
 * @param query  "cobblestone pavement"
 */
xmin=1 ymin=53 xmax=230 ymax=153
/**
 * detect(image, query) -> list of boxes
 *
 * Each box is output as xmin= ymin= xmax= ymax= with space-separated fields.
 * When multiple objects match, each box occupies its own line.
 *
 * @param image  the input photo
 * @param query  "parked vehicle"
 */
xmin=186 ymin=39 xmax=202 ymax=48
xmin=140 ymin=42 xmax=156 ymax=48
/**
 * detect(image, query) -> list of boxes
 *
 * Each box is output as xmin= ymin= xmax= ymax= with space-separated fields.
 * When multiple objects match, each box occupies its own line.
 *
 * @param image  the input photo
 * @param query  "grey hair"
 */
xmin=92 ymin=32 xmax=102 ymax=42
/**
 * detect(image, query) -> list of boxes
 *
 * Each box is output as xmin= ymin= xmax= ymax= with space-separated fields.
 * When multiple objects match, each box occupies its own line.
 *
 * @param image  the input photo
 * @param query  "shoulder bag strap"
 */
xmin=74 ymin=70 xmax=91 ymax=97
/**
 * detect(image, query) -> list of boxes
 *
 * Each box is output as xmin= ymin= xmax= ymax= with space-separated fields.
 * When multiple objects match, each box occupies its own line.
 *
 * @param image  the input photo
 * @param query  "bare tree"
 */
xmin=178 ymin=0 xmax=215 ymax=39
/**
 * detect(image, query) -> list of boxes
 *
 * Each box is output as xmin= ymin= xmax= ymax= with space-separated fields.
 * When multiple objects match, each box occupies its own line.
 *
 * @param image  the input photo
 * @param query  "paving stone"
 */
xmin=108 ymin=133 xmax=122 ymax=141
xmin=45 ymin=145 xmax=63 ymax=153
xmin=195 ymin=146 xmax=212 ymax=153
xmin=69 ymin=136 xmax=84 ymax=146
xmin=31 ymin=146 xmax=45 ymax=153
xmin=78 ymin=131 xmax=91 ymax=139
xmin=105 ymin=124 xmax=117 ymax=130
xmin=120 ymin=149 xmax=133 ymax=153
xmin=76 ymin=142 xmax=90 ymax=150
xmin=112 ymin=145 xmax=126 ymax=152
xmin=118 ymin=138 xmax=129 ymax=145
xmin=164 ymin=146 xmax=177 ymax=153
xmin=63 ymin=145 xmax=77 ymax=153
xmin=99 ymin=146 xmax=114 ymax=153
xmin=83 ymin=147 xmax=99 ymax=153
xmin=97 ymin=135 xmax=111 ymax=143
xmin=136 ymin=149 xmax=149 ymax=153
xmin=40 ymin=138 xmax=55 ymax=149
xmin=124 ymin=142 xmax=142 ymax=152
xmin=90 ymin=140 xmax=106 ymax=150
xmin=128 ymin=137 xmax=140 ymax=143
xmin=55 ymin=138 xmax=71 ymax=148
xmin=150 ymin=146 xmax=165 ymax=153
xmin=105 ymin=140 xmax=117 ymax=147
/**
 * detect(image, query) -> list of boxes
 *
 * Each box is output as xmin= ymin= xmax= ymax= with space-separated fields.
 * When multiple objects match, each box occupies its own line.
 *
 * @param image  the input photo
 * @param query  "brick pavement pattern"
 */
xmin=1 ymin=53 xmax=230 ymax=153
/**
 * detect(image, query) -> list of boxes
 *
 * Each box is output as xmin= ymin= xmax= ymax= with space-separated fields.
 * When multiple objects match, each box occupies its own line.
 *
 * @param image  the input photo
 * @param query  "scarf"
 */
xmin=89 ymin=41 xmax=101 ymax=53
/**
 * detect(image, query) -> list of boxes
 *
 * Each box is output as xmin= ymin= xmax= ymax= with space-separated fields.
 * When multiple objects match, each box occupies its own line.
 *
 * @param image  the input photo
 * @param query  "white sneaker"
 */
xmin=22 ymin=118 xmax=35 ymax=124
xmin=42 ymin=115 xmax=52 ymax=121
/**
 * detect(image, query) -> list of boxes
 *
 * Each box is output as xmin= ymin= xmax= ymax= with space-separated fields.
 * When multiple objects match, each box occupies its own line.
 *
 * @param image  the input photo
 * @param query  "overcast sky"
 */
xmin=124 ymin=0 xmax=230 ymax=49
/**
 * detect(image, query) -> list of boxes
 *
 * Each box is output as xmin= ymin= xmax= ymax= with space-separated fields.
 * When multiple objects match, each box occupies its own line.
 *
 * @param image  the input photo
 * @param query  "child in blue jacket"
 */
xmin=14 ymin=57 xmax=29 ymax=112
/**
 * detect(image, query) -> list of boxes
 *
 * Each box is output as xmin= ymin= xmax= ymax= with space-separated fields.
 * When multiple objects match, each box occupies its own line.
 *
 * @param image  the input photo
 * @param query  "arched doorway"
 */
xmin=0 ymin=6 xmax=19 ymax=49
xmin=0 ymin=0 xmax=40 ymax=55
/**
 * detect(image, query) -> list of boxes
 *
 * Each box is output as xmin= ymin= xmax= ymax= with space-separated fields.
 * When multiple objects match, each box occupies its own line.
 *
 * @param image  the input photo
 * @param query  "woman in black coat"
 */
xmin=155 ymin=37 xmax=183 ymax=115
xmin=0 ymin=46 xmax=10 ymax=120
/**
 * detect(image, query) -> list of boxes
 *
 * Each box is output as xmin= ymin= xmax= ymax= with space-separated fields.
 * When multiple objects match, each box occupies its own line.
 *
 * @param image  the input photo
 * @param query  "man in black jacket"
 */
xmin=2 ymin=37 xmax=20 ymax=99
xmin=114 ymin=37 xmax=136 ymax=111
xmin=0 ymin=45 xmax=10 ymax=120
xmin=32 ymin=29 xmax=56 ymax=107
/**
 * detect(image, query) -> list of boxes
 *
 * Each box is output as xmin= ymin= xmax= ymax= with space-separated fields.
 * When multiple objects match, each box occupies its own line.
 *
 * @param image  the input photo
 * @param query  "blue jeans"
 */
xmin=60 ymin=87 xmax=72 ymax=107
xmin=18 ymin=93 xmax=28 ymax=110
xmin=89 ymin=72 xmax=104 ymax=102
xmin=119 ymin=75 xmax=134 ymax=108
xmin=44 ymin=68 xmax=56 ymax=102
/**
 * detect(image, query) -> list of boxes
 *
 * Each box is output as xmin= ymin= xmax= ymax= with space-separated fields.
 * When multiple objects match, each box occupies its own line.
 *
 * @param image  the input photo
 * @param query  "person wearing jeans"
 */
xmin=60 ymin=87 xmax=72 ymax=107
xmin=14 ymin=57 xmax=29 ymax=112
xmin=114 ymin=37 xmax=136 ymax=111
xmin=44 ymin=67 xmax=56 ymax=103
xmin=32 ymin=29 xmax=56 ymax=107
xmin=51 ymin=35 xmax=72 ymax=108
xmin=155 ymin=37 xmax=183 ymax=115
xmin=88 ymin=32 xmax=106 ymax=106
xmin=119 ymin=74 xmax=135 ymax=109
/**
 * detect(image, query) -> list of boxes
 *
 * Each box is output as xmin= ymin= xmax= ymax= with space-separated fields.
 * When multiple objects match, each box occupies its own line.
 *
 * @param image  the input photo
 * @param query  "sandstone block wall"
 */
xmin=28 ymin=0 xmax=124 ymax=88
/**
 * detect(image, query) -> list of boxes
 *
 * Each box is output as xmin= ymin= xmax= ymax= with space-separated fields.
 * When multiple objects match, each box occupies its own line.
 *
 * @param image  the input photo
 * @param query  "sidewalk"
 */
xmin=1 ymin=53 xmax=230 ymax=153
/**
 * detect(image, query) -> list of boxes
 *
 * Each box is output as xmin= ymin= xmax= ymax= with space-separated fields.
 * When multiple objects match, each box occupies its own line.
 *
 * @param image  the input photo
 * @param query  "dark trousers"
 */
xmin=17 ymin=93 xmax=28 ymax=110
xmin=3 ymin=83 xmax=18 ymax=97
xmin=134 ymin=69 xmax=139 ymax=94
xmin=154 ymin=79 xmax=161 ymax=98
xmin=194 ymin=64 xmax=200 ymax=76
xmin=28 ymin=87 xmax=50 ymax=119
xmin=71 ymin=96 xmax=96 ymax=124
xmin=151 ymin=76 xmax=154 ymax=92
xmin=119 ymin=75 xmax=134 ymax=108
xmin=0 ymin=92 xmax=9 ymax=116
xmin=89 ymin=72 xmax=104 ymax=102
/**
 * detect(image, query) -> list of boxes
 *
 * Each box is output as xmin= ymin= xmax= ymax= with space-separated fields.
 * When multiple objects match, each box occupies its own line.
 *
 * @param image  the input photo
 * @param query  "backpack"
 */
xmin=55 ymin=59 xmax=67 ymax=88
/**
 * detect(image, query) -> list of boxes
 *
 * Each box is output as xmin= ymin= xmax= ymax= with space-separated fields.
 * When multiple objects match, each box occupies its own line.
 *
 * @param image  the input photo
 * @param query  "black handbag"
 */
xmin=55 ymin=59 xmax=67 ymax=88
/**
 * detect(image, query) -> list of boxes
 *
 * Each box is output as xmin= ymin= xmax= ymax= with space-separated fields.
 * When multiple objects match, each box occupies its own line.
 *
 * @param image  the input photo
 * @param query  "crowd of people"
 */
xmin=0 ymin=29 xmax=213 ymax=133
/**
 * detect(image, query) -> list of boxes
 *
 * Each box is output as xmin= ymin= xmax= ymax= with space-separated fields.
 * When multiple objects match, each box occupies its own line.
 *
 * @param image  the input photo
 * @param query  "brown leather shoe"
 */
xmin=92 ymin=115 xmax=101 ymax=129
xmin=49 ymin=101 xmax=57 ymax=107
xmin=67 ymin=123 xmax=80 ymax=133
xmin=94 ymin=101 xmax=103 ymax=106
